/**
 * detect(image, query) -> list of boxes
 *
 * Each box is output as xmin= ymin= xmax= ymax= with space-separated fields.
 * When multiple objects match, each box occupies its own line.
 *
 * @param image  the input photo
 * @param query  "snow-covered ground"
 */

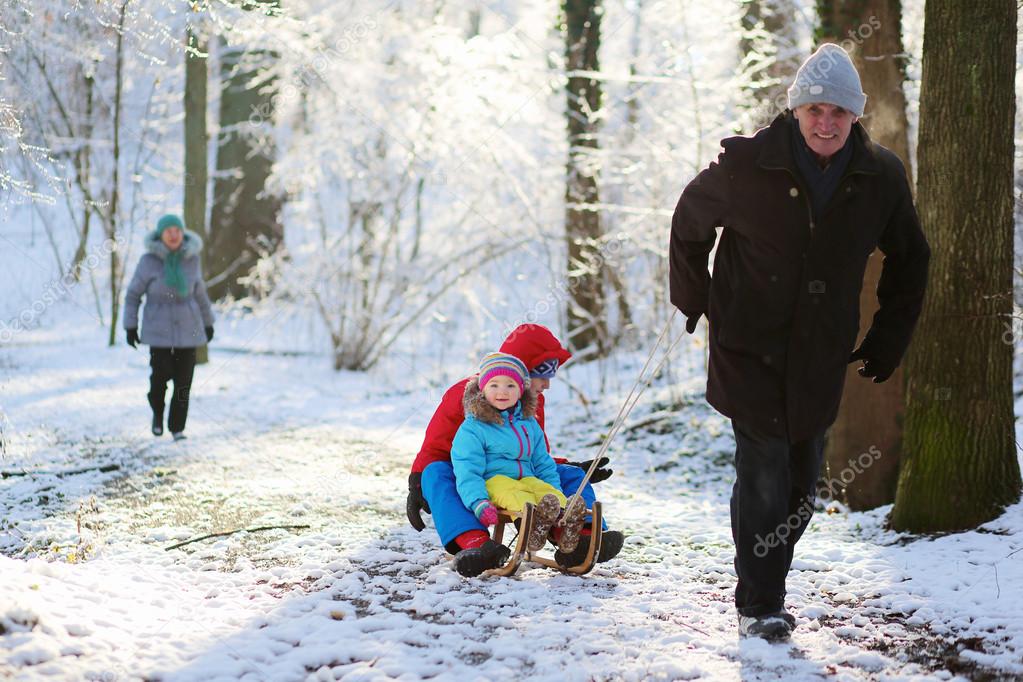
xmin=2 ymin=318 xmax=1023 ymax=681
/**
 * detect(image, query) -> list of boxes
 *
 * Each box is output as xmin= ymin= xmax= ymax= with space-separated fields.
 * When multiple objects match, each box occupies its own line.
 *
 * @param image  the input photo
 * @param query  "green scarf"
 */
xmin=163 ymin=244 xmax=188 ymax=296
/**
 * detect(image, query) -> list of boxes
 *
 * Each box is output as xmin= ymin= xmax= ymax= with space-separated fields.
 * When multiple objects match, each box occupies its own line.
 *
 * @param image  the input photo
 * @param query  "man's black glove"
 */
xmin=406 ymin=471 xmax=431 ymax=532
xmin=564 ymin=456 xmax=613 ymax=484
xmin=849 ymin=345 xmax=894 ymax=384
xmin=683 ymin=311 xmax=703 ymax=334
xmin=205 ymin=326 xmax=214 ymax=342
xmin=126 ymin=328 xmax=139 ymax=348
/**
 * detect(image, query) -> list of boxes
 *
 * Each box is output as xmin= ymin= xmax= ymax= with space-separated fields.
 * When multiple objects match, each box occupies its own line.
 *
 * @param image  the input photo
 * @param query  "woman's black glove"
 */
xmin=205 ymin=326 xmax=214 ymax=342
xmin=406 ymin=472 xmax=431 ymax=532
xmin=126 ymin=328 xmax=139 ymax=348
xmin=564 ymin=456 xmax=613 ymax=483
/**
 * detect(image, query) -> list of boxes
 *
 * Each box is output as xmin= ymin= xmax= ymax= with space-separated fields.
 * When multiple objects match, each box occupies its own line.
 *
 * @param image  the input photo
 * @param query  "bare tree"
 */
xmin=563 ymin=0 xmax=608 ymax=359
xmin=0 ymin=0 xmax=62 ymax=206
xmin=185 ymin=19 xmax=211 ymax=363
xmin=3 ymin=1 xmax=182 ymax=341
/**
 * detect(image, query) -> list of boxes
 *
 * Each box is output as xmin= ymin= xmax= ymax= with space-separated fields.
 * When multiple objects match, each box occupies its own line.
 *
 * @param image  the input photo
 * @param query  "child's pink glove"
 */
xmin=473 ymin=500 xmax=499 ymax=526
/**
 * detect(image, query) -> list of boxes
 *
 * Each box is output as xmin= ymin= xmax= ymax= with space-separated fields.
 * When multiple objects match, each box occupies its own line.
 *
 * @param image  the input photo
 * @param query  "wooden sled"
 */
xmin=483 ymin=500 xmax=604 ymax=577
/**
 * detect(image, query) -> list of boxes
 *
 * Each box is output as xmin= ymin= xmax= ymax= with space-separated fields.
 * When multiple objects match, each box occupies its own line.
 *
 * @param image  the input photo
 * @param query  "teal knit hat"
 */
xmin=156 ymin=213 xmax=184 ymax=236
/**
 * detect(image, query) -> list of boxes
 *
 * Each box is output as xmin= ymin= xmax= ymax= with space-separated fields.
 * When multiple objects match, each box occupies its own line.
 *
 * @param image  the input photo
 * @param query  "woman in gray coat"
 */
xmin=124 ymin=214 xmax=215 ymax=440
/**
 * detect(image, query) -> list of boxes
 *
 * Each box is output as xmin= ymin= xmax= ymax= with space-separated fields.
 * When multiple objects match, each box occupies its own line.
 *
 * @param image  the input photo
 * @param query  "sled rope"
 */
xmin=563 ymin=310 xmax=687 ymax=520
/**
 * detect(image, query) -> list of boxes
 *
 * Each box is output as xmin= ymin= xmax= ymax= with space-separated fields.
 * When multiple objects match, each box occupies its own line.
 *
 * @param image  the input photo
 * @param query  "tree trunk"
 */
xmin=185 ymin=25 xmax=210 ymax=364
xmin=184 ymin=28 xmax=209 ymax=250
xmin=68 ymin=74 xmax=94 ymax=281
xmin=207 ymin=6 xmax=282 ymax=302
xmin=816 ymin=0 xmax=911 ymax=510
xmin=106 ymin=0 xmax=129 ymax=347
xmin=890 ymin=0 xmax=1020 ymax=532
xmin=563 ymin=0 xmax=607 ymax=359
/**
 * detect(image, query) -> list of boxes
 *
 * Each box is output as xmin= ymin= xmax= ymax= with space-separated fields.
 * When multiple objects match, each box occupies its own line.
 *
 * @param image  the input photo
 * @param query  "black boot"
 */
xmin=555 ymin=530 xmax=626 ymax=568
xmin=453 ymin=540 xmax=510 ymax=577
xmin=738 ymin=612 xmax=793 ymax=641
xmin=151 ymin=410 xmax=163 ymax=436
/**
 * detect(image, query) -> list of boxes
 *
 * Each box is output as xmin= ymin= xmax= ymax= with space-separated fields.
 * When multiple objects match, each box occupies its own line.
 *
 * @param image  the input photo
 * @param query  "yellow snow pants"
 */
xmin=485 ymin=475 xmax=567 ymax=512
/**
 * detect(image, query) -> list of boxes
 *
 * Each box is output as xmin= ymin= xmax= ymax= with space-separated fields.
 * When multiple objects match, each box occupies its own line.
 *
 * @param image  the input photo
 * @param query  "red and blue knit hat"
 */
xmin=478 ymin=352 xmax=530 ymax=393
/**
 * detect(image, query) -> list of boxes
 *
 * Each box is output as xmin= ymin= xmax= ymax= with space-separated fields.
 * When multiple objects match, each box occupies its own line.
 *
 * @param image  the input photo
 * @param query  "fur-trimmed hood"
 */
xmin=451 ymin=377 xmax=558 ymax=512
xmin=145 ymin=229 xmax=204 ymax=260
xmin=463 ymin=376 xmax=537 ymax=425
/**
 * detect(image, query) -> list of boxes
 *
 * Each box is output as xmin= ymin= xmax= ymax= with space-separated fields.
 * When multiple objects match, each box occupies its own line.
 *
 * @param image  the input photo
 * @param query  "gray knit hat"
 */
xmin=787 ymin=43 xmax=866 ymax=117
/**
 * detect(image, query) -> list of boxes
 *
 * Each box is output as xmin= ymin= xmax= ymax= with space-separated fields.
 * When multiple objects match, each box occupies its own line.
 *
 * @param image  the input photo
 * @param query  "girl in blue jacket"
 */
xmin=451 ymin=352 xmax=585 ymax=555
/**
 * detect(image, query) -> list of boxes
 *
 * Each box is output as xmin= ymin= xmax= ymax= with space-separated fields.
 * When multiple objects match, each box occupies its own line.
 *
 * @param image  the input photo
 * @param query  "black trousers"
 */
xmin=730 ymin=420 xmax=825 ymax=617
xmin=148 ymin=347 xmax=196 ymax=434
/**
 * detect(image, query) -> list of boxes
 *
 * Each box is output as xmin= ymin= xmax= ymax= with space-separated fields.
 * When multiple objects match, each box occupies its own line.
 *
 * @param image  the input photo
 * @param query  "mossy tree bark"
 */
xmin=817 ymin=0 xmax=911 ymax=511
xmin=890 ymin=0 xmax=1021 ymax=532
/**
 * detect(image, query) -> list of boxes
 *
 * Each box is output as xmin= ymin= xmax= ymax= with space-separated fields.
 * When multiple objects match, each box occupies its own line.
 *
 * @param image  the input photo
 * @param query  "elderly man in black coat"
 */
xmin=669 ymin=43 xmax=930 ymax=641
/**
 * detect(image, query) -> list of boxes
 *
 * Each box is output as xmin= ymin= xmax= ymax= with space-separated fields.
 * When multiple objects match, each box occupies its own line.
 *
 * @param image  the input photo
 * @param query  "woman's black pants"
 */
xmin=148 ymin=347 xmax=196 ymax=434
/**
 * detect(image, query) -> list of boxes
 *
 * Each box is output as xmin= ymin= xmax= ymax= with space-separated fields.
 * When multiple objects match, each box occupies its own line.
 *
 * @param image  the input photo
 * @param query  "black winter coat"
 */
xmin=669 ymin=113 xmax=930 ymax=442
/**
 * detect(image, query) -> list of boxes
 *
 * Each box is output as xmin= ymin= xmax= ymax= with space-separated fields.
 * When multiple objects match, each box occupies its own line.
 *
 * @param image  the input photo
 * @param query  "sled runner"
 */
xmin=483 ymin=500 xmax=604 ymax=577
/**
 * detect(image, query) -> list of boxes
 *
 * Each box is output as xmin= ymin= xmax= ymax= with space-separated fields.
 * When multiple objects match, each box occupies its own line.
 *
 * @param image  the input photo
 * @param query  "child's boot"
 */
xmin=557 ymin=498 xmax=586 ymax=553
xmin=555 ymin=529 xmax=626 ymax=568
xmin=453 ymin=539 xmax=511 ymax=577
xmin=527 ymin=494 xmax=561 ymax=551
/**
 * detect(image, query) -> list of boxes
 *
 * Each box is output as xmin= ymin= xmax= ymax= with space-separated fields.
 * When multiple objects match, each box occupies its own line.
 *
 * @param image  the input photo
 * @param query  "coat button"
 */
xmin=770 ymin=274 xmax=778 ymax=283
xmin=846 ymin=186 xmax=852 ymax=192
xmin=763 ymin=355 xmax=772 ymax=365
xmin=789 ymin=187 xmax=799 ymax=197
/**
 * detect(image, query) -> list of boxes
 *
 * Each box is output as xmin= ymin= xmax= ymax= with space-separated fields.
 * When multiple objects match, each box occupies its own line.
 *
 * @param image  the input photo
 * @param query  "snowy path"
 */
xmin=2 ymin=336 xmax=1022 ymax=681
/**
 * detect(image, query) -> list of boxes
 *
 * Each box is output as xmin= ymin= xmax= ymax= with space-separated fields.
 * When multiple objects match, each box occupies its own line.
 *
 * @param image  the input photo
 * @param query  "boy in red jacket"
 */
xmin=406 ymin=324 xmax=625 ymax=577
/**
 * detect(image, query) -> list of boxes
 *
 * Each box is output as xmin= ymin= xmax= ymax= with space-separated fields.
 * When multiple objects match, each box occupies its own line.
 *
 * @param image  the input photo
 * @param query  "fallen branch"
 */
xmin=165 ymin=524 xmax=311 ymax=551
xmin=1 ymin=463 xmax=120 ymax=479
